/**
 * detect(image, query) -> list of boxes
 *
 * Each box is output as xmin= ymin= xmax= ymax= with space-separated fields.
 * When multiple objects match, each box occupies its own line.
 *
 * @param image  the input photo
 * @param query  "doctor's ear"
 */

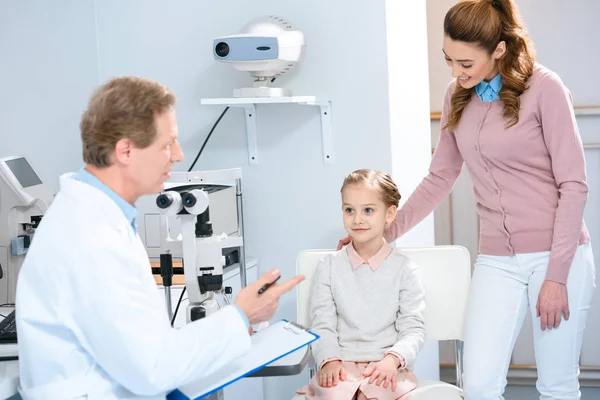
xmin=114 ymin=138 xmax=133 ymax=165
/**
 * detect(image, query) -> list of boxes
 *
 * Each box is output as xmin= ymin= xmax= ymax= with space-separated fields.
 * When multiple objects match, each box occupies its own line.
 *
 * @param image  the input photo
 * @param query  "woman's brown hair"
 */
xmin=444 ymin=0 xmax=535 ymax=130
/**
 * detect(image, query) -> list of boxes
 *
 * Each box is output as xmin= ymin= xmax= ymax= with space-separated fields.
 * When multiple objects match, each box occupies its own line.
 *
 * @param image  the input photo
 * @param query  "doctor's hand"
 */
xmin=536 ymin=280 xmax=570 ymax=331
xmin=319 ymin=360 xmax=346 ymax=388
xmin=235 ymin=269 xmax=305 ymax=325
xmin=336 ymin=235 xmax=352 ymax=251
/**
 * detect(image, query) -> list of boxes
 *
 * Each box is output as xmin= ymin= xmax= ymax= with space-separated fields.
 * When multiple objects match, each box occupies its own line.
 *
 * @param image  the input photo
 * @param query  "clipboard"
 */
xmin=167 ymin=320 xmax=319 ymax=400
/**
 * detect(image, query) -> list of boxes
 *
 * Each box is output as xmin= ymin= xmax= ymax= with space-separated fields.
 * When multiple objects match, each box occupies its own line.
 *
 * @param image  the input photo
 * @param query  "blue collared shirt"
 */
xmin=74 ymin=168 xmax=137 ymax=234
xmin=73 ymin=168 xmax=250 ymax=329
xmin=475 ymin=73 xmax=502 ymax=102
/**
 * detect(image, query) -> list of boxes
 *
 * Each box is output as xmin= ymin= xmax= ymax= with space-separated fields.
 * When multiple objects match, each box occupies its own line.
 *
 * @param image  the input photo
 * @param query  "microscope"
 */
xmin=0 ymin=156 xmax=53 ymax=303
xmin=154 ymin=168 xmax=247 ymax=323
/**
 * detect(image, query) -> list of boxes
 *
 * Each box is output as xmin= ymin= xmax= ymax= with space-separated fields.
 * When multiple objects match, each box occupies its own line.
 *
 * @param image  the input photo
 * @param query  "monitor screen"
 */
xmin=5 ymin=158 xmax=42 ymax=188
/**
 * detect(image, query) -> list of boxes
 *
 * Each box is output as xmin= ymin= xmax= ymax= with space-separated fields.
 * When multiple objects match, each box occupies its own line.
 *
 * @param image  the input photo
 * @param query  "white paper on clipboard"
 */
xmin=168 ymin=320 xmax=319 ymax=400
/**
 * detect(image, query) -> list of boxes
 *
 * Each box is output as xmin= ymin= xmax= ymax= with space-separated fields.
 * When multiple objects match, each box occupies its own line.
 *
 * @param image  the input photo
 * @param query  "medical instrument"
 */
xmin=213 ymin=16 xmax=305 ymax=97
xmin=0 ymin=156 xmax=53 ymax=303
xmin=154 ymin=168 xmax=247 ymax=324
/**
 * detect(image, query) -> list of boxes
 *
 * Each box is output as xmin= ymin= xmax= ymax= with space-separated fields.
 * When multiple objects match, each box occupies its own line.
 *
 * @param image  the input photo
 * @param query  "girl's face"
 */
xmin=443 ymin=35 xmax=506 ymax=89
xmin=341 ymin=183 xmax=396 ymax=245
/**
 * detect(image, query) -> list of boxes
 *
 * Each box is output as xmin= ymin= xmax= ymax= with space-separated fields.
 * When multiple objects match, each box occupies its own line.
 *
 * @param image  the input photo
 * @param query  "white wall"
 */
xmin=386 ymin=0 xmax=440 ymax=379
xmin=387 ymin=0 xmax=435 ymax=248
xmin=0 ymin=0 xmax=99 ymax=190
xmin=1 ymin=0 xmax=438 ymax=398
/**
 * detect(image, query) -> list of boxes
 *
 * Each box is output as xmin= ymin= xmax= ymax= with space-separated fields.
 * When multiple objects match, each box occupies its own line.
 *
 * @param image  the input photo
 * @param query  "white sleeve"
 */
xmin=71 ymin=235 xmax=251 ymax=396
xmin=309 ymin=256 xmax=341 ymax=368
xmin=387 ymin=259 xmax=426 ymax=367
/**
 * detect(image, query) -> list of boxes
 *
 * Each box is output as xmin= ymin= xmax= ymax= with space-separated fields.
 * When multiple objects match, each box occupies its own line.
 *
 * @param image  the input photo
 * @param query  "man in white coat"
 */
xmin=15 ymin=76 xmax=304 ymax=399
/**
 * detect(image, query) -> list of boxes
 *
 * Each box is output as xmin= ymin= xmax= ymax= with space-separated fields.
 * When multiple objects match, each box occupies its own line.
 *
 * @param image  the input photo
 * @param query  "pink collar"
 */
xmin=346 ymin=240 xmax=392 ymax=271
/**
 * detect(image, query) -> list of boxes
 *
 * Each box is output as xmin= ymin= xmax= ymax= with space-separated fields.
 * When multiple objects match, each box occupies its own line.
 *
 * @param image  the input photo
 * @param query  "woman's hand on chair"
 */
xmin=319 ymin=360 xmax=347 ymax=387
xmin=363 ymin=355 xmax=400 ymax=392
xmin=336 ymin=236 xmax=352 ymax=250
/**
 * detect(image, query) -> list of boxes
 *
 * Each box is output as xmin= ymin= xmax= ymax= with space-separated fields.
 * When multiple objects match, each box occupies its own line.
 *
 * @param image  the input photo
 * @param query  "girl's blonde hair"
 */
xmin=341 ymin=169 xmax=401 ymax=208
xmin=444 ymin=0 xmax=535 ymax=130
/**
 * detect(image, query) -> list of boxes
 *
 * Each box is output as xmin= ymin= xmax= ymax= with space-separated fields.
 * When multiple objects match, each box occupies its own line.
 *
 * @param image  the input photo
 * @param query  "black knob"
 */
xmin=190 ymin=306 xmax=206 ymax=321
xmin=195 ymin=209 xmax=213 ymax=237
xmin=225 ymin=286 xmax=233 ymax=295
xmin=160 ymin=254 xmax=173 ymax=287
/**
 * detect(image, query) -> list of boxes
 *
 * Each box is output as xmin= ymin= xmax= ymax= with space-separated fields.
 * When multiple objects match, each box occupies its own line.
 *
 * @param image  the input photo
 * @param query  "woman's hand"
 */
xmin=319 ymin=360 xmax=347 ymax=388
xmin=537 ymin=280 xmax=570 ymax=330
xmin=336 ymin=236 xmax=352 ymax=251
xmin=362 ymin=354 xmax=400 ymax=392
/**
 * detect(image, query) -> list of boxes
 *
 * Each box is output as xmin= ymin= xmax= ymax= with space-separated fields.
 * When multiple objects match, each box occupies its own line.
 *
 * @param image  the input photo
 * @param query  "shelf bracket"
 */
xmin=303 ymin=101 xmax=333 ymax=165
xmin=243 ymin=104 xmax=258 ymax=166
xmin=205 ymin=98 xmax=332 ymax=166
xmin=227 ymin=104 xmax=258 ymax=165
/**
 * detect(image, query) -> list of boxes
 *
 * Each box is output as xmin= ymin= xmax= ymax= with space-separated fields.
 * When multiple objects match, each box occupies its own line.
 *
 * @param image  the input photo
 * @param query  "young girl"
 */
xmin=298 ymin=169 xmax=425 ymax=400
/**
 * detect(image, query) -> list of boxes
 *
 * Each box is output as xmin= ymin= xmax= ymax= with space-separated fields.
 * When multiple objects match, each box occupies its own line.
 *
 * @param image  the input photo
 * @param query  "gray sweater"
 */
xmin=310 ymin=249 xmax=426 ymax=369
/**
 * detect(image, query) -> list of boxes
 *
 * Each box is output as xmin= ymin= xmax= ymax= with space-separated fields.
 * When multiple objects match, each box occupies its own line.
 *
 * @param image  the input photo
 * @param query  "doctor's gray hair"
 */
xmin=80 ymin=76 xmax=177 ymax=167
xmin=341 ymin=169 xmax=401 ymax=208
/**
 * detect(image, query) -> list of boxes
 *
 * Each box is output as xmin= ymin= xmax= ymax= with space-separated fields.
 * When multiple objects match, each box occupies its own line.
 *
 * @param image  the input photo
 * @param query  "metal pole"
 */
xmin=236 ymin=178 xmax=248 ymax=288
xmin=455 ymin=340 xmax=464 ymax=389
xmin=164 ymin=287 xmax=173 ymax=322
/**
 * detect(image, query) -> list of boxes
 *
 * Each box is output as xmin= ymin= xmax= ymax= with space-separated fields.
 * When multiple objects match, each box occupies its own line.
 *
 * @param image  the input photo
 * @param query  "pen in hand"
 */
xmin=257 ymin=275 xmax=281 ymax=295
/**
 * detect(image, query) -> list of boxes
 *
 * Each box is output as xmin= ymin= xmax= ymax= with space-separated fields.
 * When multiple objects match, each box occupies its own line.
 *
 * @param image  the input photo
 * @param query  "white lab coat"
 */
xmin=15 ymin=173 xmax=251 ymax=399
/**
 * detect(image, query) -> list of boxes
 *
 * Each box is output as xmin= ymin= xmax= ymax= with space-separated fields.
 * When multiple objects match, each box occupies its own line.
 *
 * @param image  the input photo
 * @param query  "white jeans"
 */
xmin=463 ymin=243 xmax=596 ymax=400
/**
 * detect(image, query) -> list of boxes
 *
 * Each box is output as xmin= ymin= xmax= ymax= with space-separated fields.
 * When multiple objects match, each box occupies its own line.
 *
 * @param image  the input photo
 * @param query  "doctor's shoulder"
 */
xmin=23 ymin=191 xmax=78 ymax=246
xmin=35 ymin=191 xmax=121 ymax=252
xmin=17 ymin=194 xmax=83 ymax=276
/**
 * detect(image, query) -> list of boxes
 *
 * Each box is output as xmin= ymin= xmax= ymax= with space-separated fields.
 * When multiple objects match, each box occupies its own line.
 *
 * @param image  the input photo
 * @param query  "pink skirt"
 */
xmin=296 ymin=361 xmax=418 ymax=400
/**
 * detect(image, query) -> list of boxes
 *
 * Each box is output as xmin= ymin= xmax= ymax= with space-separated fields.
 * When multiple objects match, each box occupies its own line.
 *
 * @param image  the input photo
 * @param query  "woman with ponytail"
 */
xmin=338 ymin=0 xmax=595 ymax=398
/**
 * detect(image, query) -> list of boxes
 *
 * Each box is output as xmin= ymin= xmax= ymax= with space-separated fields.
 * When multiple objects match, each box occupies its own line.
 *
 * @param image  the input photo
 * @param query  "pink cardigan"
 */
xmin=385 ymin=64 xmax=589 ymax=284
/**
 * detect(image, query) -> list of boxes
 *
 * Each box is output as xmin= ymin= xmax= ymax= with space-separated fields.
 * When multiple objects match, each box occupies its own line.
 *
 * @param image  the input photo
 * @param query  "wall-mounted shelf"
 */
xmin=201 ymin=96 xmax=332 ymax=166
